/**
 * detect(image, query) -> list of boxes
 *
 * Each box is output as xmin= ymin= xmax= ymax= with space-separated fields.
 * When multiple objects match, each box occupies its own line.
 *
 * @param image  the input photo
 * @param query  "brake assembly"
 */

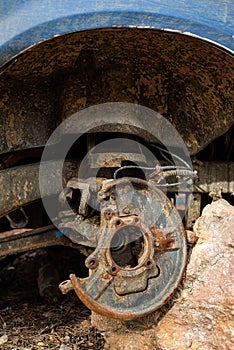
xmin=59 ymin=175 xmax=187 ymax=320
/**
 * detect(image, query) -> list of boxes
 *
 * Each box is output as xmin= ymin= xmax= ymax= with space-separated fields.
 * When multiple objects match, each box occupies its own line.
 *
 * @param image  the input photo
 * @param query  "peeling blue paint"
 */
xmin=55 ymin=230 xmax=64 ymax=238
xmin=0 ymin=1 xmax=233 ymax=67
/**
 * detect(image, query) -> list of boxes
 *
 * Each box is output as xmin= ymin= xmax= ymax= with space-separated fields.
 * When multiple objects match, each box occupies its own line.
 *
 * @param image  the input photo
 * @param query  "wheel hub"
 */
xmin=59 ymin=177 xmax=187 ymax=320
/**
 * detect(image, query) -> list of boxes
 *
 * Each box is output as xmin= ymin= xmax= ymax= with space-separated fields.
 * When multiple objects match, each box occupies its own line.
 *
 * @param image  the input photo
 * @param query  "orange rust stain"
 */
xmin=151 ymin=227 xmax=175 ymax=251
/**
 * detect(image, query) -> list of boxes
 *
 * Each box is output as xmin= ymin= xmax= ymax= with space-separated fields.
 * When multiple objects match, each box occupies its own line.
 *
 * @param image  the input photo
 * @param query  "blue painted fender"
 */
xmin=0 ymin=0 xmax=233 ymax=67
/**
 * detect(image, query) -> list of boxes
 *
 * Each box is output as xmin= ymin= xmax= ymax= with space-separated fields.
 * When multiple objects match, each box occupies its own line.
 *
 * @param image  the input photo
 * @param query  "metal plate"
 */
xmin=60 ymin=178 xmax=187 ymax=319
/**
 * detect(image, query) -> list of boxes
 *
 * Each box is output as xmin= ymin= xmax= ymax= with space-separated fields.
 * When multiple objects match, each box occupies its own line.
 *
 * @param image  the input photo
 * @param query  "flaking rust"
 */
xmin=59 ymin=177 xmax=187 ymax=320
xmin=151 ymin=227 xmax=176 ymax=251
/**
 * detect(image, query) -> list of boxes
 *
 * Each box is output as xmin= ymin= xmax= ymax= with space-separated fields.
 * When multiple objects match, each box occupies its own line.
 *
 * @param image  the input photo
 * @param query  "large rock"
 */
xmin=92 ymin=199 xmax=234 ymax=350
xmin=155 ymin=199 xmax=234 ymax=350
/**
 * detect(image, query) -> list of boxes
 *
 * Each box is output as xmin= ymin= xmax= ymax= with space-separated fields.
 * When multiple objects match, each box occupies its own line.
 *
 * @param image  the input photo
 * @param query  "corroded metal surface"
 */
xmin=0 ymin=28 xmax=233 ymax=155
xmin=0 ymin=161 xmax=78 ymax=217
xmin=59 ymin=177 xmax=187 ymax=319
xmin=186 ymin=194 xmax=202 ymax=230
xmin=194 ymin=162 xmax=234 ymax=194
xmin=1 ymin=161 xmax=233 ymax=220
xmin=0 ymin=225 xmax=77 ymax=257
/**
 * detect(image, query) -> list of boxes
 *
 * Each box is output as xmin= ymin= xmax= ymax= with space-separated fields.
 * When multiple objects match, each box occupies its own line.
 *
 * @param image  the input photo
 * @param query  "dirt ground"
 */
xmin=0 ymin=249 xmax=105 ymax=350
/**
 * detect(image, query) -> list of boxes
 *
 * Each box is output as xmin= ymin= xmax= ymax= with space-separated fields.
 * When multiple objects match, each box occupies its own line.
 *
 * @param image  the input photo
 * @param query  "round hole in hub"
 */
xmin=146 ymin=260 xmax=152 ymax=267
xmin=110 ymin=225 xmax=144 ymax=268
xmin=86 ymin=258 xmax=98 ymax=269
xmin=115 ymin=220 xmax=122 ymax=226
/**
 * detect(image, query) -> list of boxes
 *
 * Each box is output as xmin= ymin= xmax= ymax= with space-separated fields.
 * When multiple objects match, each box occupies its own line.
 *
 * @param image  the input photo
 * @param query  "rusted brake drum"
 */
xmin=59 ymin=177 xmax=187 ymax=320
